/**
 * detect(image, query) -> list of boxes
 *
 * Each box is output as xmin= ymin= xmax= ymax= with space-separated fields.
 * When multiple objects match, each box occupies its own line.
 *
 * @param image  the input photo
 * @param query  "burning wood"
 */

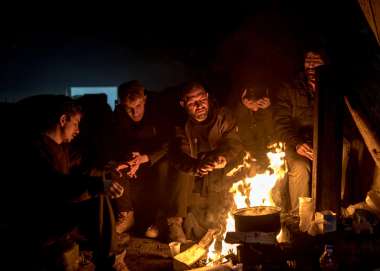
xmin=204 ymin=143 xmax=287 ymax=262
xmin=173 ymin=229 xmax=218 ymax=270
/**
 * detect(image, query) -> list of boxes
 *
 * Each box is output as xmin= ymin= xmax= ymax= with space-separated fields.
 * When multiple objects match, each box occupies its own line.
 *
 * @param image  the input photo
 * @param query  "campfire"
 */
xmin=205 ymin=143 xmax=287 ymax=265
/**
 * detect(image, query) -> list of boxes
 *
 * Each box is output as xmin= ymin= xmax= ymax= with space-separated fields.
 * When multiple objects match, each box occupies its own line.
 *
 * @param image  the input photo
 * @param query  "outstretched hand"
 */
xmin=115 ymin=152 xmax=149 ymax=178
xmin=296 ymin=143 xmax=313 ymax=161
xmin=196 ymin=155 xmax=227 ymax=176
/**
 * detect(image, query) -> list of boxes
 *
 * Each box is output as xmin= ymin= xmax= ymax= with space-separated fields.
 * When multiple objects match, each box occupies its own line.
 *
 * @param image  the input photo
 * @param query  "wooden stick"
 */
xmin=345 ymin=96 xmax=380 ymax=168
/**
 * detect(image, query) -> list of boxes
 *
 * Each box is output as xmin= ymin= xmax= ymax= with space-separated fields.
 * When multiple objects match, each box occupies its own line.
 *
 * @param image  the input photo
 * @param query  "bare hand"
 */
xmin=296 ymin=143 xmax=313 ymax=161
xmin=257 ymin=97 xmax=271 ymax=109
xmin=126 ymin=152 xmax=149 ymax=178
xmin=106 ymin=181 xmax=124 ymax=199
xmin=115 ymin=163 xmax=129 ymax=177
xmin=196 ymin=156 xmax=227 ymax=176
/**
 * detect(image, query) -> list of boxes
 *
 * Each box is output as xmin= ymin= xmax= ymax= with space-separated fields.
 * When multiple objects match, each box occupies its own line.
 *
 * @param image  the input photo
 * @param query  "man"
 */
xmin=274 ymin=50 xmax=325 ymax=213
xmin=169 ymin=82 xmax=244 ymax=242
xmin=112 ymin=80 xmax=169 ymax=239
xmin=233 ymin=85 xmax=275 ymax=169
xmin=11 ymin=95 xmax=127 ymax=270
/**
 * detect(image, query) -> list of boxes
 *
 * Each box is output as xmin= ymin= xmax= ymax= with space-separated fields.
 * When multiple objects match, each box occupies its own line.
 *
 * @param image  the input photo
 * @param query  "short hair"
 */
xmin=18 ymin=95 xmax=82 ymax=132
xmin=118 ymin=80 xmax=145 ymax=102
xmin=179 ymin=82 xmax=206 ymax=101
xmin=241 ymin=86 xmax=268 ymax=101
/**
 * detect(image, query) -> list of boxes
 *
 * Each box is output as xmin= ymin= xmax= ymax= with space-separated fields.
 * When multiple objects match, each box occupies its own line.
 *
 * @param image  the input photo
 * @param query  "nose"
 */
xmin=194 ymin=101 xmax=203 ymax=108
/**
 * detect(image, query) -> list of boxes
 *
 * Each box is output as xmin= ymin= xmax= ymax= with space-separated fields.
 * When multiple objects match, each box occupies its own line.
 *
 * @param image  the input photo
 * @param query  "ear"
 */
xmin=59 ymin=114 xmax=67 ymax=127
xmin=180 ymin=100 xmax=185 ymax=108
xmin=143 ymin=95 xmax=147 ymax=103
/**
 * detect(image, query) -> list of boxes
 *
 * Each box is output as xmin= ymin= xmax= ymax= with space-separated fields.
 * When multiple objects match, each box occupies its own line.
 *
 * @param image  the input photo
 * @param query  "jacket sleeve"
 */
xmin=273 ymin=84 xmax=303 ymax=149
xmin=146 ymin=143 xmax=168 ymax=166
xmin=215 ymin=109 xmax=245 ymax=163
xmin=145 ymin=122 xmax=170 ymax=166
xmin=169 ymin=126 xmax=199 ymax=175
xmin=28 ymin=143 xmax=104 ymax=202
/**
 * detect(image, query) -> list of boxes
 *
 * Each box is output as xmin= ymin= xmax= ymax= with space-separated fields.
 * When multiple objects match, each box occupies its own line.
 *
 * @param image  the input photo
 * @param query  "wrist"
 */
xmin=142 ymin=154 xmax=149 ymax=163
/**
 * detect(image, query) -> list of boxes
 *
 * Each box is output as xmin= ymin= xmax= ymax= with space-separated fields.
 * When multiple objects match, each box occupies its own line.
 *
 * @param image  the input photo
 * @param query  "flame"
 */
xmin=206 ymin=142 xmax=287 ymax=263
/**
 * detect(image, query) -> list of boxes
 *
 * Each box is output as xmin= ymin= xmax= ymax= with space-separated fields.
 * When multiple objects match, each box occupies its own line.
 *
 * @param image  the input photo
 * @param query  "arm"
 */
xmin=169 ymin=126 xmax=199 ymax=175
xmin=214 ymin=108 xmax=244 ymax=163
xmin=273 ymin=84 xmax=303 ymax=150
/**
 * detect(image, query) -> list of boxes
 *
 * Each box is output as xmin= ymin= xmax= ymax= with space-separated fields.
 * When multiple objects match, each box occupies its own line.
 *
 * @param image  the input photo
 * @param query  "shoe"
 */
xmin=167 ymin=217 xmax=187 ymax=243
xmin=145 ymin=224 xmax=159 ymax=238
xmin=116 ymin=211 xmax=134 ymax=234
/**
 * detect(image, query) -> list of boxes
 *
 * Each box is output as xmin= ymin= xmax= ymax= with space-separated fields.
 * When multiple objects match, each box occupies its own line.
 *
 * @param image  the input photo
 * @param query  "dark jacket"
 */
xmin=171 ymin=106 xmax=244 ymax=176
xmin=24 ymin=135 xmax=104 ymax=208
xmin=274 ymin=73 xmax=314 ymax=150
xmin=233 ymin=102 xmax=275 ymax=159
xmin=112 ymin=103 xmax=169 ymax=166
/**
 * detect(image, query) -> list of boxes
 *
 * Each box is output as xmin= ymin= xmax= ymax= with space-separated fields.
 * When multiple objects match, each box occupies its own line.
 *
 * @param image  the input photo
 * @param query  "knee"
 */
xmin=287 ymin=157 xmax=311 ymax=177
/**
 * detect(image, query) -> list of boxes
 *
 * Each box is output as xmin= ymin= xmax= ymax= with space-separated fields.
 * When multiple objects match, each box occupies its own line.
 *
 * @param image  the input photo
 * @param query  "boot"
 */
xmin=116 ymin=211 xmax=134 ymax=234
xmin=167 ymin=217 xmax=187 ymax=243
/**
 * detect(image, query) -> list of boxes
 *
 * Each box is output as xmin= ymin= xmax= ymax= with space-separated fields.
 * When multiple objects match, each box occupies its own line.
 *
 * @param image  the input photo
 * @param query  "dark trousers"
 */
xmin=166 ymin=167 xmax=194 ymax=218
xmin=113 ymin=158 xmax=170 ymax=226
xmin=4 ymin=196 xmax=117 ymax=270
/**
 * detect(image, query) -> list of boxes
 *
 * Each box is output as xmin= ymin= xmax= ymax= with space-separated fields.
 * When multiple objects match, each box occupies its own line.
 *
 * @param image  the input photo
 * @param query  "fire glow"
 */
xmin=207 ymin=143 xmax=287 ymax=264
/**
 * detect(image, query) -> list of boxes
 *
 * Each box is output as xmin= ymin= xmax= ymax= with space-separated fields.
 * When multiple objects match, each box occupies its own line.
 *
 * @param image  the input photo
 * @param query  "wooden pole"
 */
xmin=312 ymin=67 xmax=343 ymax=213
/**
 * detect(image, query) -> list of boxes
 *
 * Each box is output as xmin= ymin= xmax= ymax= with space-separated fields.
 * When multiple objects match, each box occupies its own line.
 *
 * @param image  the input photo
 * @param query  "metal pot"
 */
xmin=233 ymin=206 xmax=281 ymax=233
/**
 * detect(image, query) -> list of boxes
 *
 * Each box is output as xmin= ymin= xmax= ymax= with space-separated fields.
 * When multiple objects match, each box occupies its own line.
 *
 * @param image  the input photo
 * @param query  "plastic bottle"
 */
xmin=319 ymin=244 xmax=338 ymax=271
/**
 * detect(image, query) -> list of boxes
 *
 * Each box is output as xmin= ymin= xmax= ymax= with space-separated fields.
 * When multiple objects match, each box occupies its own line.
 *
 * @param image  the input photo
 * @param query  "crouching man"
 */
xmin=168 ymin=82 xmax=244 ymax=242
xmin=11 ymin=95 xmax=128 ymax=271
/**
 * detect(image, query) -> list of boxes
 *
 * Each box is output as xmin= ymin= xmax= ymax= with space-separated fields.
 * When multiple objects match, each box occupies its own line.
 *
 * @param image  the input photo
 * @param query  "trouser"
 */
xmin=286 ymin=151 xmax=312 ymax=213
xmin=6 ymin=195 xmax=117 ymax=270
xmin=285 ymin=139 xmax=351 ymax=213
xmin=166 ymin=167 xmax=194 ymax=218
xmin=113 ymin=159 xmax=169 ymax=225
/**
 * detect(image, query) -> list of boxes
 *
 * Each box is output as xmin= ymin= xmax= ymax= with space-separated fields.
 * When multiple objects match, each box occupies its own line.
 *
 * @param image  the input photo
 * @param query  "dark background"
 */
xmin=0 ymin=0 xmax=379 ymax=117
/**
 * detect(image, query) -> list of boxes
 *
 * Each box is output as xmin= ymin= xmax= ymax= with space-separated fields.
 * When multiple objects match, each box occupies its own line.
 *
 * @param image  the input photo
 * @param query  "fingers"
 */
xmin=257 ymin=98 xmax=271 ymax=109
xmin=215 ymin=156 xmax=227 ymax=168
xmin=115 ymin=164 xmax=129 ymax=177
xmin=296 ymin=144 xmax=314 ymax=161
xmin=109 ymin=182 xmax=124 ymax=198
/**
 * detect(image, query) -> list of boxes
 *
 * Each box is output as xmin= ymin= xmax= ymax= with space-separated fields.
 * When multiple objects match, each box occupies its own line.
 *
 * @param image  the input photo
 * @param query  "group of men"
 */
xmin=4 ymin=49 xmax=326 ymax=270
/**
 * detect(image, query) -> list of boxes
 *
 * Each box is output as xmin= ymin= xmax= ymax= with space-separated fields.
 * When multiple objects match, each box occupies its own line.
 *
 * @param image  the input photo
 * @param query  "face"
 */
xmin=181 ymin=88 xmax=209 ymax=122
xmin=121 ymin=96 xmax=146 ymax=122
xmin=304 ymin=51 xmax=325 ymax=91
xmin=242 ymin=98 xmax=261 ymax=112
xmin=60 ymin=113 xmax=81 ymax=143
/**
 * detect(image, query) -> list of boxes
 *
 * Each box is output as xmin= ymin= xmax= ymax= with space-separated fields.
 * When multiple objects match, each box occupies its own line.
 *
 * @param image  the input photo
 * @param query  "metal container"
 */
xmin=233 ymin=206 xmax=281 ymax=233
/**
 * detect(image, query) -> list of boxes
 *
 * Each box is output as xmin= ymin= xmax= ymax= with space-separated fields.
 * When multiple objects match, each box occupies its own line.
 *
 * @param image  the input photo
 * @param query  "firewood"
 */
xmin=173 ymin=229 xmax=218 ymax=270
xmin=125 ymin=237 xmax=171 ymax=258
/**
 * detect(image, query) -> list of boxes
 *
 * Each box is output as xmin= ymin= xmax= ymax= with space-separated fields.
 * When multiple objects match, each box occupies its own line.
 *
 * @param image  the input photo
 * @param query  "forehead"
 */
xmin=69 ymin=113 xmax=81 ymax=122
xmin=123 ymin=97 xmax=145 ymax=107
xmin=305 ymin=52 xmax=323 ymax=61
xmin=185 ymin=88 xmax=207 ymax=101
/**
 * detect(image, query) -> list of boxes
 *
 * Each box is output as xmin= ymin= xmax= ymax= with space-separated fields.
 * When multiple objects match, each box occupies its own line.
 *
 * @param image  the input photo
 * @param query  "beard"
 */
xmin=191 ymin=107 xmax=208 ymax=122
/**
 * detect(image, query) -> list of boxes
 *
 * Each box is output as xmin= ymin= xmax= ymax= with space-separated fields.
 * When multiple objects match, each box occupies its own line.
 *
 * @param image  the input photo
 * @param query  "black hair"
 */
xmin=18 ymin=95 xmax=82 ymax=132
xmin=118 ymin=80 xmax=145 ymax=102
xmin=179 ymin=81 xmax=206 ymax=101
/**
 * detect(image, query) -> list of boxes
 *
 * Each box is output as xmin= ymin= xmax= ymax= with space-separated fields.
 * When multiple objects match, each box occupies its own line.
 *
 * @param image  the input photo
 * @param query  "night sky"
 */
xmin=0 ymin=1 xmax=379 ymax=105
